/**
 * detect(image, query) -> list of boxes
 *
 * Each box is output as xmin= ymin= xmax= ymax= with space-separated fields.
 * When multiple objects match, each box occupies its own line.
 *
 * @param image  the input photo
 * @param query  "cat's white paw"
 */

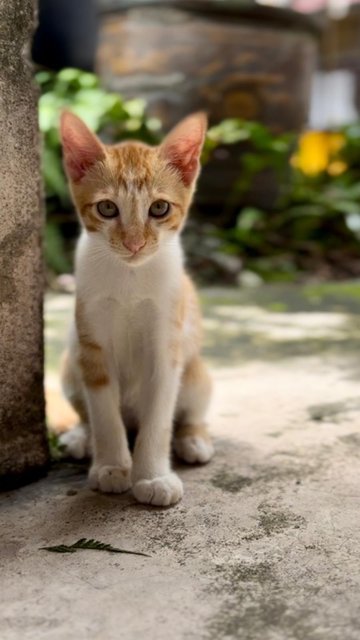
xmin=89 ymin=464 xmax=132 ymax=493
xmin=133 ymin=473 xmax=183 ymax=506
xmin=174 ymin=436 xmax=214 ymax=464
xmin=59 ymin=424 xmax=91 ymax=460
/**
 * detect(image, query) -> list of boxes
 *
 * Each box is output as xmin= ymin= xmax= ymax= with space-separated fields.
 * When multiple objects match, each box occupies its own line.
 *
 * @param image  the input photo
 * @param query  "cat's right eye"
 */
xmin=96 ymin=200 xmax=119 ymax=218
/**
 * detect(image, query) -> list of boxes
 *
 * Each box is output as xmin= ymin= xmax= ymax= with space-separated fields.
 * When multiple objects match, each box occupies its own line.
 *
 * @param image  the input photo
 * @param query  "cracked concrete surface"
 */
xmin=2 ymin=283 xmax=360 ymax=640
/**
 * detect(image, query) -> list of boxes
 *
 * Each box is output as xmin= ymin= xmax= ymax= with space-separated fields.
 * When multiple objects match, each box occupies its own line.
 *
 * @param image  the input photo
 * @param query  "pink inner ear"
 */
xmin=165 ymin=141 xmax=201 ymax=186
xmin=60 ymin=112 xmax=105 ymax=182
xmin=162 ymin=113 xmax=207 ymax=186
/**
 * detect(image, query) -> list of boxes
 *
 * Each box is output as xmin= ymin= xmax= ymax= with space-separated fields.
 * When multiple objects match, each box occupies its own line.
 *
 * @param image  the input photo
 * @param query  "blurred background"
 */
xmin=32 ymin=0 xmax=360 ymax=288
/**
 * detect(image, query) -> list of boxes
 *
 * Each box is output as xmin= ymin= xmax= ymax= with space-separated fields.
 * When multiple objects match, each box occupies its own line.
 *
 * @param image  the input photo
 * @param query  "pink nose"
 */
xmin=123 ymin=238 xmax=146 ymax=254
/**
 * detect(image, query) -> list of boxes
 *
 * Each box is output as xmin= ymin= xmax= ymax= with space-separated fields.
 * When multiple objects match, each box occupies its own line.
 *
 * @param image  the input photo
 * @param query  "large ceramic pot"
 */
xmin=97 ymin=0 xmax=319 ymax=217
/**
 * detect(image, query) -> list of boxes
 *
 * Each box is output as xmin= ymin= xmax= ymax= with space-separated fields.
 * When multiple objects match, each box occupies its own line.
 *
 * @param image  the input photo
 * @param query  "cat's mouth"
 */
xmin=127 ymin=252 xmax=146 ymax=264
xmin=112 ymin=246 xmax=157 ymax=266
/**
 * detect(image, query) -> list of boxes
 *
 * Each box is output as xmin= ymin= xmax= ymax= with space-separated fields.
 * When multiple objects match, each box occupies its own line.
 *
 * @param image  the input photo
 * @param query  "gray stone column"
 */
xmin=0 ymin=0 xmax=49 ymax=488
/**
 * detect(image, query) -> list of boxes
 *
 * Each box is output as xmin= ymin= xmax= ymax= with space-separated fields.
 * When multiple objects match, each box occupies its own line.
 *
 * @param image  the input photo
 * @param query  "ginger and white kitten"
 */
xmin=59 ymin=110 xmax=213 ymax=506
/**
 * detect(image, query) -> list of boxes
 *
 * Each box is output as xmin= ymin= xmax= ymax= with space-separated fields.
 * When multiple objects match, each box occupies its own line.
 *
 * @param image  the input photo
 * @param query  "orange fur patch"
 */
xmin=182 ymin=355 xmax=207 ymax=385
xmin=78 ymin=342 xmax=109 ymax=388
xmin=76 ymin=301 xmax=109 ymax=388
xmin=175 ymin=422 xmax=211 ymax=442
xmin=80 ymin=203 xmax=103 ymax=233
xmin=109 ymin=142 xmax=154 ymax=189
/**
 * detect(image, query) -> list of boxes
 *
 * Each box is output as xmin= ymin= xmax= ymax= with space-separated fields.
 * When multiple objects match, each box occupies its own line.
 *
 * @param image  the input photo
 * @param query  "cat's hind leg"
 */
xmin=58 ymin=349 xmax=91 ymax=460
xmin=174 ymin=357 xmax=214 ymax=464
xmin=59 ymin=424 xmax=91 ymax=460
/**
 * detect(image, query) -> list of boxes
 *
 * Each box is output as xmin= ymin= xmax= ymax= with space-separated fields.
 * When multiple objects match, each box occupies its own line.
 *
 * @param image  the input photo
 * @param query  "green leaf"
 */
xmin=42 ymin=147 xmax=69 ymax=205
xmin=237 ymin=207 xmax=264 ymax=231
xmin=78 ymin=72 xmax=99 ymax=89
xmin=47 ymin=431 xmax=64 ymax=460
xmin=35 ymin=70 xmax=53 ymax=87
xmin=40 ymin=538 xmax=151 ymax=557
xmin=124 ymin=98 xmax=146 ymax=118
xmin=207 ymin=119 xmax=251 ymax=145
xmin=285 ymin=204 xmax=327 ymax=218
xmin=345 ymin=124 xmax=360 ymax=140
xmin=44 ymin=222 xmax=71 ymax=274
xmin=330 ymin=200 xmax=360 ymax=216
xmin=38 ymin=93 xmax=64 ymax=132
xmin=57 ymin=68 xmax=82 ymax=83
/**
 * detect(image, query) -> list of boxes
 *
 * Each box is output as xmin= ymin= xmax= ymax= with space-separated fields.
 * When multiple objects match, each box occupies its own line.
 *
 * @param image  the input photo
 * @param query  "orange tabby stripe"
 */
xmin=81 ymin=204 xmax=102 ymax=233
xmin=76 ymin=301 xmax=109 ymax=388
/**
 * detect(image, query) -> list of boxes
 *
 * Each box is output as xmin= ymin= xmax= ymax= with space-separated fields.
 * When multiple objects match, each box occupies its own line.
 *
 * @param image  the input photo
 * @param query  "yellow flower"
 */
xmin=327 ymin=161 xmax=347 ymax=176
xmin=292 ymin=131 xmax=346 ymax=176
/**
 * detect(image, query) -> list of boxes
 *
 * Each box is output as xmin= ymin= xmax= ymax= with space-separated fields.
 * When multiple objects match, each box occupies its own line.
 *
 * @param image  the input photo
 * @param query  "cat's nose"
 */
xmin=123 ymin=238 xmax=146 ymax=254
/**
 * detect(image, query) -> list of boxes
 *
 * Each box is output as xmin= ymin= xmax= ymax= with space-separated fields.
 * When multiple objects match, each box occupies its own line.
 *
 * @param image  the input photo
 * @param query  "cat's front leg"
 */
xmin=132 ymin=353 xmax=183 ymax=507
xmin=79 ymin=342 xmax=132 ymax=494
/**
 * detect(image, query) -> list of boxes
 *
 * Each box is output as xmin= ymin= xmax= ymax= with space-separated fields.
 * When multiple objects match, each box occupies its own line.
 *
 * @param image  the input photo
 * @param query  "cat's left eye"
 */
xmin=97 ymin=200 xmax=119 ymax=218
xmin=149 ymin=200 xmax=170 ymax=218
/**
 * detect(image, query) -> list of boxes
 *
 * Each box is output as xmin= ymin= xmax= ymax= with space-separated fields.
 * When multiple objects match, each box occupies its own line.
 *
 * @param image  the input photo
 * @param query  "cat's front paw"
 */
xmin=174 ymin=436 xmax=214 ymax=464
xmin=89 ymin=464 xmax=132 ymax=494
xmin=133 ymin=473 xmax=183 ymax=506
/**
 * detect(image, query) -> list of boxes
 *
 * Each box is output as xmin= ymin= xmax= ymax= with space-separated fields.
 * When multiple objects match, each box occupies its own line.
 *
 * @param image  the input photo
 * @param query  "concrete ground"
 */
xmin=2 ymin=283 xmax=360 ymax=640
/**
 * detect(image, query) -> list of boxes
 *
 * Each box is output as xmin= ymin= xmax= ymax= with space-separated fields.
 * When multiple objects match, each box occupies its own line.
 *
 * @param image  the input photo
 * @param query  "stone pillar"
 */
xmin=0 ymin=0 xmax=49 ymax=488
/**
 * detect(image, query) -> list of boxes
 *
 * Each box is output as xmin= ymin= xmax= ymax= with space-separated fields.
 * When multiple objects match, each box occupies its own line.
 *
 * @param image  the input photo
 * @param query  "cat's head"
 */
xmin=60 ymin=111 xmax=207 ymax=266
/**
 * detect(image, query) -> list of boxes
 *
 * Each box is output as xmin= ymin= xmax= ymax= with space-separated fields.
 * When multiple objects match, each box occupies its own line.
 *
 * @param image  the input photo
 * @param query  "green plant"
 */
xmin=204 ymin=118 xmax=294 ymax=195
xmin=40 ymin=537 xmax=150 ymax=557
xmin=206 ymin=120 xmax=360 ymax=281
xmin=37 ymin=69 xmax=360 ymax=282
xmin=47 ymin=430 xmax=64 ymax=461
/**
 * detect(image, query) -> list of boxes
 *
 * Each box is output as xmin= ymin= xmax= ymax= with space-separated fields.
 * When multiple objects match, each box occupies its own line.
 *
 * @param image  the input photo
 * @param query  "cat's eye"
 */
xmin=97 ymin=200 xmax=119 ymax=218
xmin=149 ymin=200 xmax=170 ymax=218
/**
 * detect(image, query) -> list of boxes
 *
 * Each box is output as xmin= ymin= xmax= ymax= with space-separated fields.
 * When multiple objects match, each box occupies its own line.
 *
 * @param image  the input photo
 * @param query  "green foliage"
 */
xmin=44 ymin=222 xmax=72 ymax=274
xmin=40 ymin=537 xmax=150 ymax=557
xmin=37 ymin=68 xmax=360 ymax=282
xmin=47 ymin=430 xmax=64 ymax=460
xmin=205 ymin=118 xmax=293 ymax=176
xmin=207 ymin=119 xmax=360 ymax=281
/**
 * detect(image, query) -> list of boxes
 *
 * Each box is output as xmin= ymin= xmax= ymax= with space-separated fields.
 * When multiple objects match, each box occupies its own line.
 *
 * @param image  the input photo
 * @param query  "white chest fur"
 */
xmin=74 ymin=231 xmax=184 ymax=390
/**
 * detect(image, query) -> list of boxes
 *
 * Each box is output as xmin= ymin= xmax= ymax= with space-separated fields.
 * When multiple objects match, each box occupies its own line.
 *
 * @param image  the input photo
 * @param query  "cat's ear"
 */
xmin=60 ymin=111 xmax=105 ymax=182
xmin=161 ymin=112 xmax=207 ymax=186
